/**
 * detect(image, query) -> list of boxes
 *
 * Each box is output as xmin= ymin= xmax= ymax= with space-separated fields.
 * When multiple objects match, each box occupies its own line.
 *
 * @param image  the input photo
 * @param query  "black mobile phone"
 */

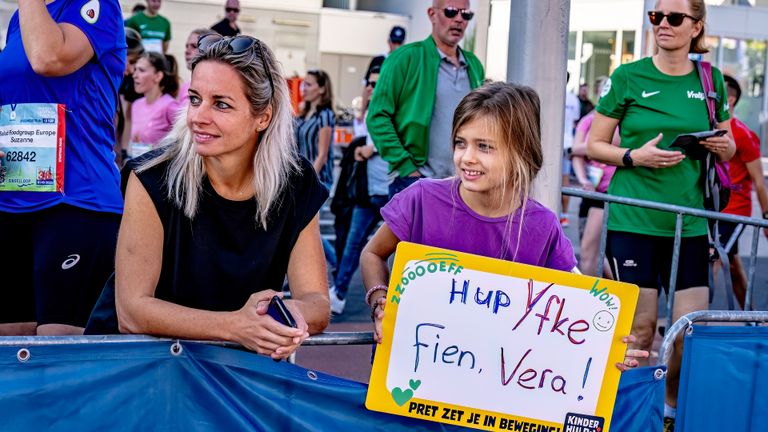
xmin=669 ymin=129 xmax=727 ymax=160
xmin=267 ymin=296 xmax=297 ymax=328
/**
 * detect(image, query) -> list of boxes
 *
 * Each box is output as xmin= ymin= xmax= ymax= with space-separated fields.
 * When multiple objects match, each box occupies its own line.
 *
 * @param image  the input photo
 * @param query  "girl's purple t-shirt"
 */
xmin=381 ymin=178 xmax=577 ymax=272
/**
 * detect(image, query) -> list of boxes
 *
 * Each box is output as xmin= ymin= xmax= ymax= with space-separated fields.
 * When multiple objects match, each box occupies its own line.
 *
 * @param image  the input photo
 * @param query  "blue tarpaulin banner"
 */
xmin=676 ymin=325 xmax=768 ymax=432
xmin=0 ymin=341 xmax=466 ymax=431
xmin=611 ymin=366 xmax=665 ymax=431
xmin=0 ymin=339 xmax=665 ymax=431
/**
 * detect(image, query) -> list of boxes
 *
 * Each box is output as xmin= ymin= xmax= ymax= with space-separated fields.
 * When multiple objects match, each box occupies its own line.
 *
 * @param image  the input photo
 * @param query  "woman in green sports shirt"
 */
xmin=587 ymin=0 xmax=735 ymax=425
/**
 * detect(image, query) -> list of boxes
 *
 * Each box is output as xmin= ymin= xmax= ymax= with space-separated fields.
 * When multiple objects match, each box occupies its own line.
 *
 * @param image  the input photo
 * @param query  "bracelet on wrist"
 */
xmin=365 ymin=284 xmax=388 ymax=307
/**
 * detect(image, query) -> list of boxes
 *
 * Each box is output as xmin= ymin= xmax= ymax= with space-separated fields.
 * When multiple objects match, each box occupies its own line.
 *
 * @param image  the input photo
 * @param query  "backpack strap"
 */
xmin=694 ymin=60 xmax=719 ymax=129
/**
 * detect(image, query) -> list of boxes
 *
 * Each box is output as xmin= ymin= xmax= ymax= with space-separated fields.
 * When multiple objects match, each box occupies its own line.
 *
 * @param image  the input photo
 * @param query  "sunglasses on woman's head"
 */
xmin=197 ymin=34 xmax=274 ymax=97
xmin=366 ymin=80 xmax=376 ymax=88
xmin=647 ymin=10 xmax=698 ymax=27
xmin=443 ymin=7 xmax=474 ymax=21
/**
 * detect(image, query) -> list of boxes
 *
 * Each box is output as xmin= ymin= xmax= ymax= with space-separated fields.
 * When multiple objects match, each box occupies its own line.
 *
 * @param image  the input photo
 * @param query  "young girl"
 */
xmin=360 ymin=82 xmax=645 ymax=370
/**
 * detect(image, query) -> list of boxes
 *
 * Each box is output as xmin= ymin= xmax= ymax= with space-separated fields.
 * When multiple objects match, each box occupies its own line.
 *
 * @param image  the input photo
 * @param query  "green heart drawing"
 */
xmin=409 ymin=379 xmax=421 ymax=391
xmin=391 ymin=387 xmax=414 ymax=406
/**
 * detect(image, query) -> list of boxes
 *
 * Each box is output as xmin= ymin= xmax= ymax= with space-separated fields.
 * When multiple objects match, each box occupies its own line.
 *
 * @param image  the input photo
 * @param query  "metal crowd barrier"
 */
xmin=562 ymin=187 xmax=768 ymax=332
xmin=0 ymin=332 xmax=376 ymax=364
xmin=0 ymin=332 xmax=377 ymax=354
xmin=657 ymin=310 xmax=768 ymax=367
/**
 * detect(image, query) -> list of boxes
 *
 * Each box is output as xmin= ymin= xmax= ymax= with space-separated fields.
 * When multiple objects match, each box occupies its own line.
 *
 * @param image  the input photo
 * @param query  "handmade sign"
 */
xmin=366 ymin=242 xmax=639 ymax=432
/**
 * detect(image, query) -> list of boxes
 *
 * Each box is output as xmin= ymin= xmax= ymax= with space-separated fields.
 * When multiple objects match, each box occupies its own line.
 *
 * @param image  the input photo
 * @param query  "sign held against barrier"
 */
xmin=365 ymin=242 xmax=639 ymax=432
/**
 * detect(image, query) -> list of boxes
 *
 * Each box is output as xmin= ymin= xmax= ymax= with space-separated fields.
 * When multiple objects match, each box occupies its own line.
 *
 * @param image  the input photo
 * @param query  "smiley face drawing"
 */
xmin=593 ymin=310 xmax=615 ymax=332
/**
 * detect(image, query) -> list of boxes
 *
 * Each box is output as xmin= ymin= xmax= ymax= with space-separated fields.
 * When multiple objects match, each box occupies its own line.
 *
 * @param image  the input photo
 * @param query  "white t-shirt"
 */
xmin=563 ymin=91 xmax=580 ymax=149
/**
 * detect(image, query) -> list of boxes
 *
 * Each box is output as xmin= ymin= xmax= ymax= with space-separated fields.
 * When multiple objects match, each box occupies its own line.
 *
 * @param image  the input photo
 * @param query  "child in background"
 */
xmin=360 ymin=82 xmax=646 ymax=370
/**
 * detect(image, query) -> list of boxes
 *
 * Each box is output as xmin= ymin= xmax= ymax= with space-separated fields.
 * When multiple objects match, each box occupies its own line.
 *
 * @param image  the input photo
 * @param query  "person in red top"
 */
xmin=719 ymin=75 xmax=768 ymax=308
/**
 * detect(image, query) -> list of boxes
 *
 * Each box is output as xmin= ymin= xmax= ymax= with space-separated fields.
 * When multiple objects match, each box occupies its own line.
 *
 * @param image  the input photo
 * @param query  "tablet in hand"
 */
xmin=669 ymin=129 xmax=726 ymax=160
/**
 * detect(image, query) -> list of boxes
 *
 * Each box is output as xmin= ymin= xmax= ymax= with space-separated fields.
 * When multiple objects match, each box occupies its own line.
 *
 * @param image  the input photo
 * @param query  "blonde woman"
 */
xmin=115 ymin=35 xmax=330 ymax=359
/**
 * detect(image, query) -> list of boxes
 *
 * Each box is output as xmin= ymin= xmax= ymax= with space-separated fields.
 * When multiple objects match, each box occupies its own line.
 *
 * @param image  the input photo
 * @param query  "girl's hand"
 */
xmin=631 ymin=133 xmax=686 ymax=169
xmin=699 ymin=134 xmax=731 ymax=156
xmin=230 ymin=290 xmax=308 ymax=359
xmin=579 ymin=179 xmax=595 ymax=191
xmin=372 ymin=296 xmax=386 ymax=344
xmin=354 ymin=145 xmax=375 ymax=161
xmin=615 ymin=334 xmax=650 ymax=372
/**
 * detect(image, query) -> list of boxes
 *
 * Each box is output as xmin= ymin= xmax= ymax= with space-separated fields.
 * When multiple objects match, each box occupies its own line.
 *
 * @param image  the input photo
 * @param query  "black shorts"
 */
xmin=579 ymin=198 xmax=604 ymax=218
xmin=606 ymin=231 xmax=709 ymax=292
xmin=716 ymin=221 xmax=742 ymax=257
xmin=0 ymin=205 xmax=120 ymax=326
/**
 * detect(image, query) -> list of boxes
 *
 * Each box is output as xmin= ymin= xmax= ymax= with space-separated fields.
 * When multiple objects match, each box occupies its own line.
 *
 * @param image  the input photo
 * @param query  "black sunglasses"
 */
xmin=365 ymin=80 xmax=376 ymax=88
xmin=443 ymin=7 xmax=474 ymax=21
xmin=198 ymin=34 xmax=274 ymax=97
xmin=647 ymin=10 xmax=698 ymax=27
xmin=225 ymin=7 xmax=239 ymax=13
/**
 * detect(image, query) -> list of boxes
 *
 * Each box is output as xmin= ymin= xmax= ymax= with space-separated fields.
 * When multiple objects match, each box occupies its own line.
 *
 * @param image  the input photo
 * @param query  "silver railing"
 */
xmin=562 ymin=187 xmax=768 ymax=331
xmin=657 ymin=310 xmax=768 ymax=367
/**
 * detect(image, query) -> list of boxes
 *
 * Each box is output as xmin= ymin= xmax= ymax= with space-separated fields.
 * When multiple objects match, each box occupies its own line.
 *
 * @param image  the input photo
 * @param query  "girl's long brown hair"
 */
xmin=451 ymin=82 xmax=543 ymax=260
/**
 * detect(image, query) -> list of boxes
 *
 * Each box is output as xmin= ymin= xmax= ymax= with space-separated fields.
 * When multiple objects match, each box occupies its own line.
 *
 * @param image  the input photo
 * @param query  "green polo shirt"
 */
xmin=597 ymin=57 xmax=729 ymax=237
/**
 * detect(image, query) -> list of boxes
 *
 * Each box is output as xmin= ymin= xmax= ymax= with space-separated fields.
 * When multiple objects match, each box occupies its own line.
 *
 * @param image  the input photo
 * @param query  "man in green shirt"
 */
xmin=125 ymin=0 xmax=171 ymax=53
xmin=367 ymin=0 xmax=484 ymax=199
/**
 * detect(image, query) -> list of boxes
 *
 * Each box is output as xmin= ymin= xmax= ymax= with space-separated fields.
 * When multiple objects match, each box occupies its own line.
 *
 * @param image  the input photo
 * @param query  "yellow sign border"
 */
xmin=365 ymin=242 xmax=639 ymax=431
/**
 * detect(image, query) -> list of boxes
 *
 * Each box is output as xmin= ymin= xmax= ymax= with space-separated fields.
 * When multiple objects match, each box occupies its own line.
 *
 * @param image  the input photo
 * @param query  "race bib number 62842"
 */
xmin=0 ymin=103 xmax=66 ymax=192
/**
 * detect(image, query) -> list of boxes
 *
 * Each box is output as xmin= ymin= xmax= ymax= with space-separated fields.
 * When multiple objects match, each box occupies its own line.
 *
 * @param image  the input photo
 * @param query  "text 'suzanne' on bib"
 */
xmin=0 ymin=103 xmax=66 ymax=192
xmin=366 ymin=242 xmax=639 ymax=432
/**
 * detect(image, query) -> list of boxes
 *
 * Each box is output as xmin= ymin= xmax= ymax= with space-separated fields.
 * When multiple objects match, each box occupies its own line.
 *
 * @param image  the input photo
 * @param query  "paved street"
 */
xmin=295 ymin=193 xmax=768 ymax=383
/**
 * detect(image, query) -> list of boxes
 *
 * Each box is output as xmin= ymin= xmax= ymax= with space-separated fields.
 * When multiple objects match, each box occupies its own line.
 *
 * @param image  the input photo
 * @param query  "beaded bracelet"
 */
xmin=365 ymin=284 xmax=388 ymax=307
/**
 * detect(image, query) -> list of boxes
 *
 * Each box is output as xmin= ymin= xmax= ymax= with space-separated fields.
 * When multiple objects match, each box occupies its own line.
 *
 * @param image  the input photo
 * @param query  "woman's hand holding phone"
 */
xmin=697 ymin=129 xmax=730 ymax=156
xmin=229 ymin=290 xmax=309 ymax=360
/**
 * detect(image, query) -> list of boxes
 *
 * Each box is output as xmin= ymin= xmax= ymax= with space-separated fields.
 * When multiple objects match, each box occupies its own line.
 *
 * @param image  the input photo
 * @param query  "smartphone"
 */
xmin=267 ymin=296 xmax=297 ymax=328
xmin=669 ymin=129 xmax=727 ymax=160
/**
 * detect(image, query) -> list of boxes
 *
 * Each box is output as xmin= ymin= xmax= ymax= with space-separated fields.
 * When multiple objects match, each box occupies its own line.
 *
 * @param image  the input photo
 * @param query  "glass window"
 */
xmin=568 ymin=31 xmax=577 ymax=60
xmin=580 ymin=31 xmax=616 ymax=95
xmin=621 ymin=31 xmax=635 ymax=64
xmin=718 ymin=38 xmax=766 ymax=144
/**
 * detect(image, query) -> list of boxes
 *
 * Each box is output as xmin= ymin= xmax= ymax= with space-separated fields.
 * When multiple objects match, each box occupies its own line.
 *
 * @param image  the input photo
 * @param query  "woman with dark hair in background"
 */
xmin=116 ymin=27 xmax=145 ymax=165
xmin=296 ymin=69 xmax=338 ymax=278
xmin=297 ymin=69 xmax=336 ymax=190
xmin=129 ymin=51 xmax=181 ymax=158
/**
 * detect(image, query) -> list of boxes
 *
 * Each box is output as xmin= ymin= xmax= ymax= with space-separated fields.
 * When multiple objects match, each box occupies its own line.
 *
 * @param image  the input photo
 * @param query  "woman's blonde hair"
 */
xmin=687 ymin=0 xmax=708 ymax=54
xmin=451 ymin=82 xmax=543 ymax=260
xmin=137 ymin=37 xmax=299 ymax=229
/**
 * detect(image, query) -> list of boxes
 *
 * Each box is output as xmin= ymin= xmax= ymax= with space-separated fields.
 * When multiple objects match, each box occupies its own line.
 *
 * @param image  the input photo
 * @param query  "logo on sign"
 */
xmin=37 ymin=167 xmax=54 ymax=185
xmin=563 ymin=412 xmax=605 ymax=432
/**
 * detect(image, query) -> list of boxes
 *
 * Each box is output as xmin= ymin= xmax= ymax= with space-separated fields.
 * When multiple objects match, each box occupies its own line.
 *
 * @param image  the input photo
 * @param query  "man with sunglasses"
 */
xmin=211 ymin=0 xmax=241 ymax=38
xmin=367 ymin=0 xmax=484 ymax=199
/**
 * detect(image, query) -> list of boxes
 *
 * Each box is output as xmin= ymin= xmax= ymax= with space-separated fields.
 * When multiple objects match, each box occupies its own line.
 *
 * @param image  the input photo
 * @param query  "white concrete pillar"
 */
xmin=506 ymin=0 xmax=571 ymax=212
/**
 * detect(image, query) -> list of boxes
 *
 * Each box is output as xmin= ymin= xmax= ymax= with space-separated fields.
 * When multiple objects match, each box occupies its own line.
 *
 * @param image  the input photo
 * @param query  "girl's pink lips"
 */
xmin=461 ymin=168 xmax=484 ymax=181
